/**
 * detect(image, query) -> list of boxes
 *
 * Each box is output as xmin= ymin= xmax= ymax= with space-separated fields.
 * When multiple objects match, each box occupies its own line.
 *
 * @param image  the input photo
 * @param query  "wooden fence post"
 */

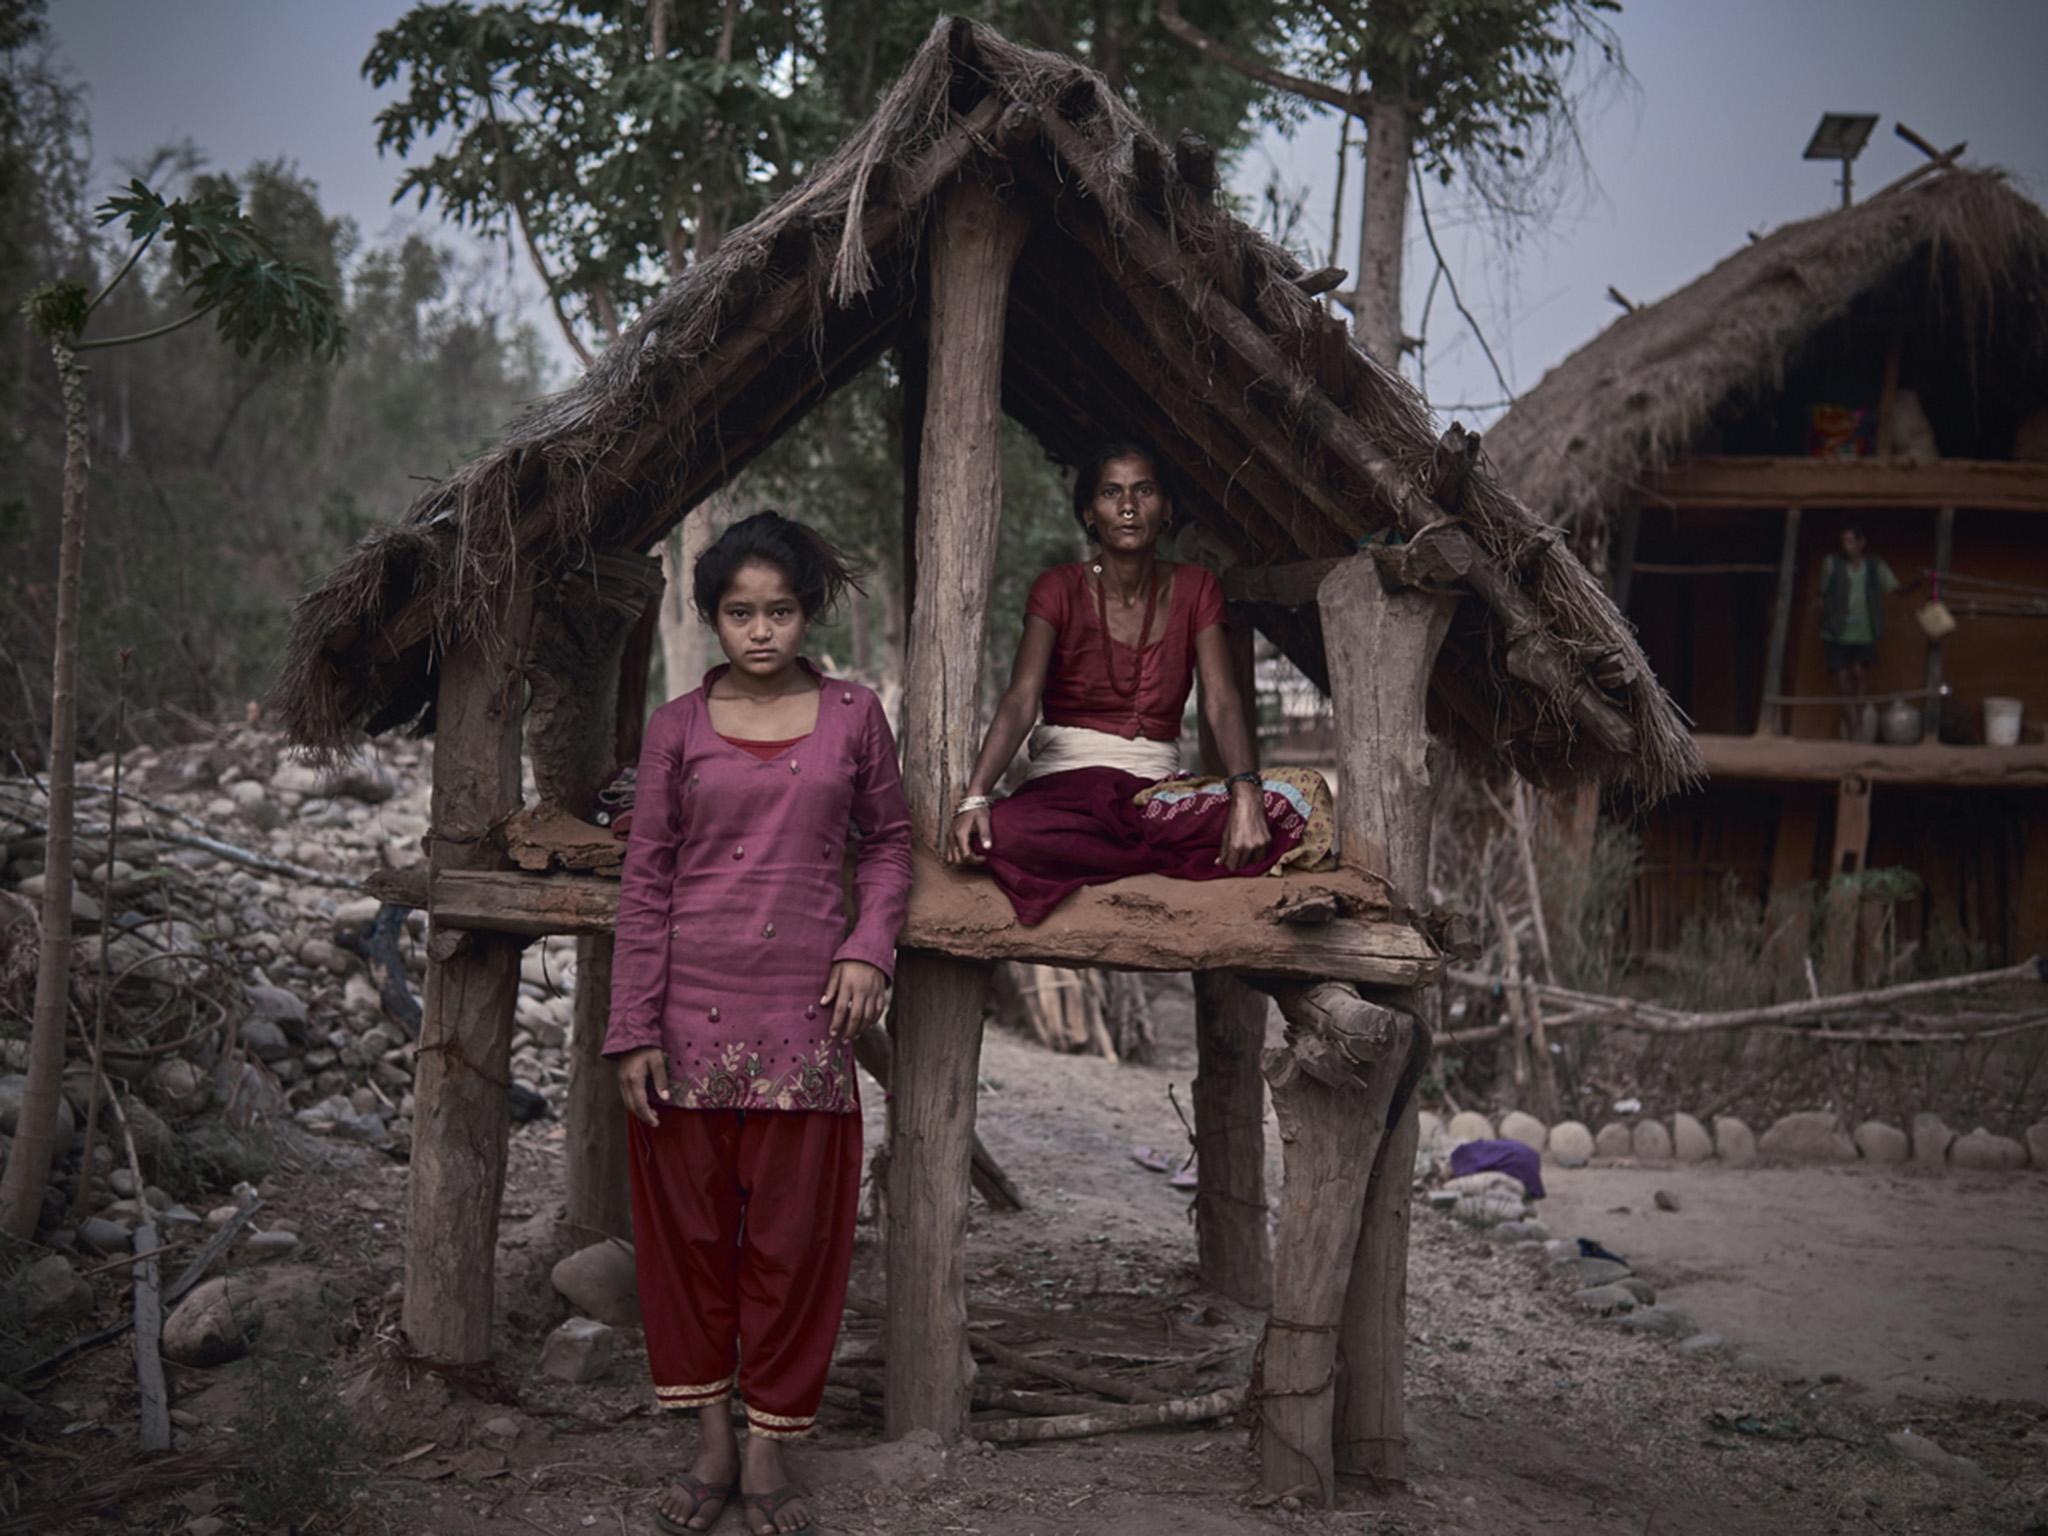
xmin=404 ymin=576 xmax=532 ymax=1364
xmin=885 ymin=174 xmax=1030 ymax=1441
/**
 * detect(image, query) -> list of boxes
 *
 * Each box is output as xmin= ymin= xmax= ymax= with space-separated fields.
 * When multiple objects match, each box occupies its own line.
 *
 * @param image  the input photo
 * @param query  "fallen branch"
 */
xmin=0 ymin=796 xmax=356 ymax=889
xmin=972 ymin=1385 xmax=1247 ymax=1444
xmin=336 ymin=901 xmax=423 ymax=1038
xmin=969 ymin=1331 xmax=1166 ymax=1405
xmin=131 ymin=1216 xmax=170 ymax=1452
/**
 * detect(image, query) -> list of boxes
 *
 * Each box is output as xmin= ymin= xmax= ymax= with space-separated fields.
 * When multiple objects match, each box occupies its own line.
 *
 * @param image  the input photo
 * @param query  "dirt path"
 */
xmin=1538 ymin=1161 xmax=2048 ymax=1403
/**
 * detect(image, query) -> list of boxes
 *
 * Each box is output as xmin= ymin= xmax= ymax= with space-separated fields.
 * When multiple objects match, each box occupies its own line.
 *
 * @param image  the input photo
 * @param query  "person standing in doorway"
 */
xmin=1818 ymin=523 xmax=1918 ymax=739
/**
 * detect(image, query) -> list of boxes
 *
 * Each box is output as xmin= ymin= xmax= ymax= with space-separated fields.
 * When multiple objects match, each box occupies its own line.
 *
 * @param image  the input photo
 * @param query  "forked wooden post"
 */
xmin=1319 ymin=555 xmax=1454 ymax=1487
xmin=404 ymin=576 xmax=533 ymax=1363
xmin=885 ymin=174 xmax=1030 ymax=1440
xmin=1193 ymin=607 xmax=1271 ymax=1307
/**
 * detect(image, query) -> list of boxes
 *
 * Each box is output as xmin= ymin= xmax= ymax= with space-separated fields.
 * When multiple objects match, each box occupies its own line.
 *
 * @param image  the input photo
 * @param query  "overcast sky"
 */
xmin=48 ymin=0 xmax=2048 ymax=432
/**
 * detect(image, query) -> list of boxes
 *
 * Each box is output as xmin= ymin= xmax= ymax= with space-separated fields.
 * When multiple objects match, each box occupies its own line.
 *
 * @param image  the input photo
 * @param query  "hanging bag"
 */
xmin=1916 ymin=571 xmax=1957 ymax=641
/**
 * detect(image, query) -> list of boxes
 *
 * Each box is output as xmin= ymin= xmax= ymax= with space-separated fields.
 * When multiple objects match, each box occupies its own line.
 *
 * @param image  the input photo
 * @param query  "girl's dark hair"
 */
xmin=1070 ymin=440 xmax=1181 ymax=537
xmin=692 ymin=510 xmax=865 ymax=623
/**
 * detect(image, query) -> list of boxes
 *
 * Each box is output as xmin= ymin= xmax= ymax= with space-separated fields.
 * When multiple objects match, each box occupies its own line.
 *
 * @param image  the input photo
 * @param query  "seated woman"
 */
xmin=947 ymin=441 xmax=1332 ymax=924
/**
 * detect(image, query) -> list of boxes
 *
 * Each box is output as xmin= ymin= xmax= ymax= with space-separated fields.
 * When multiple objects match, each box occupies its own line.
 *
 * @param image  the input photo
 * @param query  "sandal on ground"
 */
xmin=742 ymin=1484 xmax=812 ymax=1534
xmin=654 ymin=1473 xmax=734 ymax=1534
xmin=1130 ymin=1144 xmax=1170 ymax=1174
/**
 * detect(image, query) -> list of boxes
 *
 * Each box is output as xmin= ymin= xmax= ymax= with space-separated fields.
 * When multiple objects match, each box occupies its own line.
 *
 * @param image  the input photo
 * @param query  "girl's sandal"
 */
xmin=654 ymin=1473 xmax=735 ymax=1533
xmin=742 ymin=1485 xmax=812 ymax=1533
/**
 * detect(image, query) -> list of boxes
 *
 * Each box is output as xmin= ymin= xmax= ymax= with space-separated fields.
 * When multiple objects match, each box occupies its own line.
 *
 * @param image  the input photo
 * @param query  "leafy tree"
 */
xmin=1 ymin=180 xmax=344 ymax=1240
xmin=1160 ymin=0 xmax=1626 ymax=371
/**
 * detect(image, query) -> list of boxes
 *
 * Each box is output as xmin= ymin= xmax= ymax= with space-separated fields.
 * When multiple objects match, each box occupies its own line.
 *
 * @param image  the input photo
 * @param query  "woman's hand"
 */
xmin=948 ymin=806 xmax=994 ymax=865
xmin=822 ymin=959 xmax=890 ymax=1040
xmin=1218 ymin=783 xmax=1271 ymax=870
xmin=616 ymin=1046 xmax=670 ymax=1127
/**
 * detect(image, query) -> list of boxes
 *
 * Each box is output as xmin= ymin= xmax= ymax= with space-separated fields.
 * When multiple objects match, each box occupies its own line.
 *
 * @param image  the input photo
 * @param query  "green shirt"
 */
xmin=1823 ymin=556 xmax=1899 ymax=644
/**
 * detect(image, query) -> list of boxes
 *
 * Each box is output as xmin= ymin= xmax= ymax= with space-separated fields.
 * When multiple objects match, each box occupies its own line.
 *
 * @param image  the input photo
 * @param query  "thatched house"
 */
xmin=278 ymin=19 xmax=1691 ymax=1500
xmin=1490 ymin=166 xmax=2048 ymax=963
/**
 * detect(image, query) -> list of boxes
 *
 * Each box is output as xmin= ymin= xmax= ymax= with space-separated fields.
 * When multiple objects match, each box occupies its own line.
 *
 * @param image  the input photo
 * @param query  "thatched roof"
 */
xmin=1487 ymin=167 xmax=2048 ymax=537
xmin=278 ymin=17 xmax=1698 ymax=798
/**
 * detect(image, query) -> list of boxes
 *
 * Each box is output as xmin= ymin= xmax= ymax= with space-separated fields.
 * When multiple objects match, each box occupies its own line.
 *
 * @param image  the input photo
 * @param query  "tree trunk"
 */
xmin=1192 ymin=972 xmax=1271 ymax=1307
xmin=885 ymin=176 xmax=1029 ymax=1441
xmin=1351 ymin=95 xmax=1414 ymax=368
xmin=1316 ymin=556 xmax=1452 ymax=1488
xmin=565 ymin=933 xmax=631 ymax=1242
xmin=403 ymin=578 xmax=532 ymax=1364
xmin=0 ymin=344 xmax=87 ymax=1240
xmin=659 ymin=506 xmax=717 ymax=701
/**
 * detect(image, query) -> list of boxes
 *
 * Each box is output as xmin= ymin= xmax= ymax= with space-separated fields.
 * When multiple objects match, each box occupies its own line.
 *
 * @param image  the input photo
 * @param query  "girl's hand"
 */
xmin=1218 ymin=785 xmax=1271 ymax=871
xmin=948 ymin=806 xmax=994 ymax=865
xmin=822 ymin=960 xmax=889 ymax=1041
xmin=617 ymin=1046 xmax=670 ymax=1127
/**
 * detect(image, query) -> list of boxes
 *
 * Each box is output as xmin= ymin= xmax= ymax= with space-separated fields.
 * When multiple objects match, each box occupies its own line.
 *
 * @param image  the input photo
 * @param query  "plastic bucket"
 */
xmin=1985 ymin=696 xmax=2024 ymax=747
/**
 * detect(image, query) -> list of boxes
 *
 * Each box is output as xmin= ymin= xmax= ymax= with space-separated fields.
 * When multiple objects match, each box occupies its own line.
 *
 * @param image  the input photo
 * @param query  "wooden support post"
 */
xmin=1318 ymin=556 xmax=1453 ymax=1490
xmin=1193 ymin=606 xmax=1271 ymax=1306
xmin=1922 ymin=505 xmax=1954 ymax=737
xmin=565 ymin=934 xmax=631 ymax=1242
xmin=405 ymin=577 xmax=532 ymax=1364
xmin=1760 ymin=508 xmax=1802 ymax=736
xmin=885 ymin=176 xmax=1029 ymax=1442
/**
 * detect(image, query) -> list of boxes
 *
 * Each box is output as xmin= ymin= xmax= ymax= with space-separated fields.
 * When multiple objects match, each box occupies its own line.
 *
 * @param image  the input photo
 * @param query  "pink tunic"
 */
xmin=603 ymin=664 xmax=912 ymax=1114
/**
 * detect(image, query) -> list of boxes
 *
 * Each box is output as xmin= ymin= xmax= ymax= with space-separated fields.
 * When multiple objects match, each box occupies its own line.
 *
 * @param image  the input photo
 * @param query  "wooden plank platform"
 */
xmin=367 ymin=850 xmax=1440 ymax=986
xmin=1647 ymin=456 xmax=2048 ymax=514
xmin=1696 ymin=733 xmax=2048 ymax=788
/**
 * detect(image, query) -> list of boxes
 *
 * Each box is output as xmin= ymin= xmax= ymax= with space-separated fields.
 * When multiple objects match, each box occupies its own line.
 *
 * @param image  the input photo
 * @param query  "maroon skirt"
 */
xmin=983 ymin=767 xmax=1303 ymax=926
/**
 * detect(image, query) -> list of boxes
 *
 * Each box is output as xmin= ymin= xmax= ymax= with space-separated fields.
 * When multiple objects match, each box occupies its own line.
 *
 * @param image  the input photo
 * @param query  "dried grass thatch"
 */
xmin=1487 ymin=167 xmax=2048 ymax=537
xmin=277 ymin=16 xmax=1698 ymax=798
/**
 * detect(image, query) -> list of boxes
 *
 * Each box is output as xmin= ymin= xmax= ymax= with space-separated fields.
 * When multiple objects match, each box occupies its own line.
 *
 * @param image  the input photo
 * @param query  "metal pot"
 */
xmin=1880 ymin=698 xmax=1923 ymax=746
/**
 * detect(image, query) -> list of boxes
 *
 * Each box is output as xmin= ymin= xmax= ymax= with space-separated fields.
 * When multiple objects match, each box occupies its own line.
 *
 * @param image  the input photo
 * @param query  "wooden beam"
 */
xmin=887 ymin=175 xmax=1030 ymax=1444
xmin=1649 ymin=455 xmax=2048 ymax=514
xmin=1034 ymin=112 xmax=1637 ymax=760
xmin=405 ymin=861 xmax=1440 ymax=985
xmin=404 ymin=573 xmax=532 ymax=1365
xmin=1922 ymin=505 xmax=1955 ymax=737
xmin=1695 ymin=734 xmax=2048 ymax=788
xmin=1222 ymin=559 xmax=1344 ymax=608
xmin=1758 ymin=508 xmax=1802 ymax=736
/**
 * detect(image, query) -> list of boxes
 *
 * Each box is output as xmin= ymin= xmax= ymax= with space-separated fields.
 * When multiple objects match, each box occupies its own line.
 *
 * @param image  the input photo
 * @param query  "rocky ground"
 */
xmin=1 ymin=729 xmax=2044 ymax=1533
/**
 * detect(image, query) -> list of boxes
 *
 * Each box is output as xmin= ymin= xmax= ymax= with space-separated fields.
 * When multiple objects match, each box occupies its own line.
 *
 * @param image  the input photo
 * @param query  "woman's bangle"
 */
xmin=953 ymin=794 xmax=994 ymax=818
xmin=1225 ymin=771 xmax=1261 ymax=789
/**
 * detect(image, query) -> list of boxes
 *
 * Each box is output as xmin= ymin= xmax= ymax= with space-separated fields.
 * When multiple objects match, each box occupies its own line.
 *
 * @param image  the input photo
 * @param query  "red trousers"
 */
xmin=628 ymin=1107 xmax=862 ymax=1439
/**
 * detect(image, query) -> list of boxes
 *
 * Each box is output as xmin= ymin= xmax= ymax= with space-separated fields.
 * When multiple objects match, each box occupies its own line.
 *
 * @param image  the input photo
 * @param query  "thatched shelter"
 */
xmin=278 ymin=18 xmax=1691 ymax=1502
xmin=1489 ymin=165 xmax=2048 ymax=962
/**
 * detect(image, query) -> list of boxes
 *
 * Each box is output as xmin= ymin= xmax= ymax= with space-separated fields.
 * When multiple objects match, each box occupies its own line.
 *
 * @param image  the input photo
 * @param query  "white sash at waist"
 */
xmin=1023 ymin=722 xmax=1181 ymax=783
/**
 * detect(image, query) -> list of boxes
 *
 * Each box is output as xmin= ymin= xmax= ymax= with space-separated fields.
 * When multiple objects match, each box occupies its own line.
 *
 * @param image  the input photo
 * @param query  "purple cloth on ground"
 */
xmin=1449 ymin=1138 xmax=1545 ymax=1199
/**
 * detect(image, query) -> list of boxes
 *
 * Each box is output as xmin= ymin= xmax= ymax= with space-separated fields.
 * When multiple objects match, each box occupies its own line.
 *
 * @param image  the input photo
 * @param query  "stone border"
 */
xmin=1424 ymin=1108 xmax=2046 ymax=1174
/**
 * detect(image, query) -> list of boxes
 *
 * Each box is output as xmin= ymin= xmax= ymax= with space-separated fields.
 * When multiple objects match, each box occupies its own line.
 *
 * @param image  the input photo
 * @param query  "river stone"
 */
xmin=1671 ymin=1113 xmax=1713 ymax=1162
xmin=1615 ymin=1275 xmax=1657 ymax=1305
xmin=1498 ymin=1111 xmax=1547 ymax=1152
xmin=162 ymin=1267 xmax=335 ymax=1367
xmin=78 ymin=1216 xmax=133 ymax=1255
xmin=1759 ymin=1111 xmax=1856 ymax=1163
xmin=1678 ymin=1333 xmax=1729 ymax=1358
xmin=1911 ymin=1112 xmax=1954 ymax=1169
xmin=1852 ymin=1121 xmax=1909 ymax=1164
xmin=541 ymin=1317 xmax=617 ymax=1383
xmin=146 ymin=1058 xmax=210 ymax=1118
xmin=2028 ymin=1122 xmax=2048 ymax=1170
xmin=1712 ymin=1116 xmax=1756 ymax=1166
xmin=1577 ymin=1257 xmax=1631 ymax=1286
xmin=1950 ymin=1127 xmax=2027 ymax=1172
xmin=0 ymin=1075 xmax=76 ymax=1151
xmin=1594 ymin=1122 xmax=1634 ymax=1159
xmin=551 ymin=1241 xmax=640 ymax=1327
xmin=16 ymin=1254 xmax=93 ymax=1326
xmin=1885 ymin=1429 xmax=1990 ymax=1485
xmin=1632 ymin=1120 xmax=1674 ymax=1161
xmin=239 ymin=1019 xmax=292 ymax=1063
xmin=1547 ymin=1121 xmax=1594 ymax=1167
xmin=1574 ymin=1283 xmax=1638 ymax=1316
xmin=245 ymin=984 xmax=308 ymax=1032
xmin=1446 ymin=1111 xmax=1493 ymax=1145
xmin=1618 ymin=1306 xmax=1695 ymax=1338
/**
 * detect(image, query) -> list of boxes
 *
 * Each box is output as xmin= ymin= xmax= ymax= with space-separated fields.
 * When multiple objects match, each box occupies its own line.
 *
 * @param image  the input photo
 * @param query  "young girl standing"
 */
xmin=605 ymin=512 xmax=912 ymax=1536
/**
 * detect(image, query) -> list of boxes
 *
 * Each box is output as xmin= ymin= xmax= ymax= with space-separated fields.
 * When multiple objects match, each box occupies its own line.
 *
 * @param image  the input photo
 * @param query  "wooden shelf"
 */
xmin=369 ymin=850 xmax=1440 ymax=986
xmin=1647 ymin=457 xmax=2048 ymax=514
xmin=1695 ymin=733 xmax=2048 ymax=787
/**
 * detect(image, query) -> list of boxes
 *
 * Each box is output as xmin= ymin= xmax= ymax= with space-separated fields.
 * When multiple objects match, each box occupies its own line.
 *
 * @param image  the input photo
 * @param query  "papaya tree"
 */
xmin=0 ymin=181 xmax=343 ymax=1239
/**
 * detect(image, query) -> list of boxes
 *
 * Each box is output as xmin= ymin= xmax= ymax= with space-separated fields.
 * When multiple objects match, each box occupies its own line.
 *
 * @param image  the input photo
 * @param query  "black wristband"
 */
xmin=1226 ymin=770 xmax=1260 ymax=787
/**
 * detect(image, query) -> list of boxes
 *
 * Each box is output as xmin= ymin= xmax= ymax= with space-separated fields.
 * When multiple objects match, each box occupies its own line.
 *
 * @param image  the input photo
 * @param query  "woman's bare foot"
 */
xmin=740 ymin=1433 xmax=811 ymax=1533
xmin=654 ymin=1405 xmax=739 ymax=1532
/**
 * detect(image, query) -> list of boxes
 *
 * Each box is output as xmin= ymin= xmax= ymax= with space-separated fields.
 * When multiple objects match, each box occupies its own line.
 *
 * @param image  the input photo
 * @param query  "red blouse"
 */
xmin=1025 ymin=562 xmax=1227 ymax=741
